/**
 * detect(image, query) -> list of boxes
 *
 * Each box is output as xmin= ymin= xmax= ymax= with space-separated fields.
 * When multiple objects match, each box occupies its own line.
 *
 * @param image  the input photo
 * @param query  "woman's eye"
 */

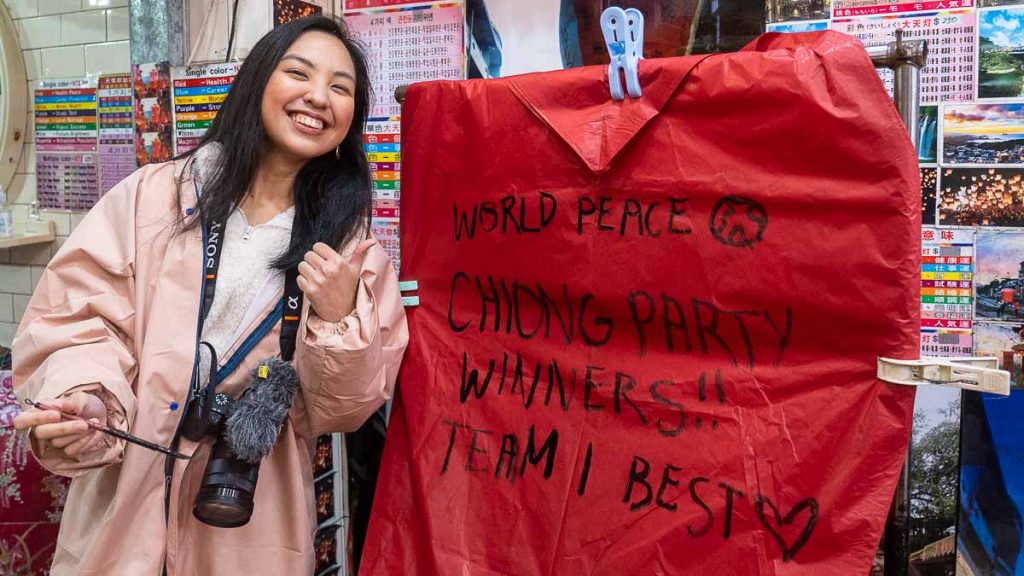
xmin=332 ymin=85 xmax=352 ymax=95
xmin=286 ymin=69 xmax=308 ymax=79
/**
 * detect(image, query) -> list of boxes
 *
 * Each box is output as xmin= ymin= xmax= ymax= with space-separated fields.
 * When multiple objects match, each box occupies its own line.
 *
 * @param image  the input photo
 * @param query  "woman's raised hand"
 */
xmin=297 ymin=239 xmax=376 ymax=322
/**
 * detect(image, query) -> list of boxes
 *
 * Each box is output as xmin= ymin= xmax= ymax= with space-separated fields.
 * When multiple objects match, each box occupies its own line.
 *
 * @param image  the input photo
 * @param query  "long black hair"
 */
xmin=177 ymin=15 xmax=373 ymax=271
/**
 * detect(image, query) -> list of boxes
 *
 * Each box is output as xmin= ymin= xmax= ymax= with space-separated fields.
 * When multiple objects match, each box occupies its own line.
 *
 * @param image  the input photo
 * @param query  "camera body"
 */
xmin=181 ymin=387 xmax=234 ymax=442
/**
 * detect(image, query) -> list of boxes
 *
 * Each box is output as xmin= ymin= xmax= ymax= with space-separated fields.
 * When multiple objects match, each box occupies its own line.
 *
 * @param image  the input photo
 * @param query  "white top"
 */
xmin=199 ymin=205 xmax=294 ymax=375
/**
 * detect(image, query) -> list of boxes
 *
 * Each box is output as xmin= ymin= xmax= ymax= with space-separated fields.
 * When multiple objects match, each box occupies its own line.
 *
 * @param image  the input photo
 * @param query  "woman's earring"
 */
xmin=335 ymin=145 xmax=341 ymax=159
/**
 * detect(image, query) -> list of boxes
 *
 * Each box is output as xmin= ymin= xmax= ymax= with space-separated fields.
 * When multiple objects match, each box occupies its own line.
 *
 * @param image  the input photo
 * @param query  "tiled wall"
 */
xmin=0 ymin=0 xmax=130 ymax=346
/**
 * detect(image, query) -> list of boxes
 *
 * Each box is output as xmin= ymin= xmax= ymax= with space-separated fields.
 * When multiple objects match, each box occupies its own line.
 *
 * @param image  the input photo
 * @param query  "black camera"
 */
xmin=181 ymin=375 xmax=259 ymax=528
xmin=180 ymin=355 xmax=299 ymax=528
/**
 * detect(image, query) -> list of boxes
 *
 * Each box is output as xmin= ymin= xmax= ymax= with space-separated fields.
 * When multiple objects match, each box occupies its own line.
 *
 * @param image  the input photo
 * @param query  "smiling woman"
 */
xmin=178 ymin=16 xmax=374 ymax=270
xmin=11 ymin=15 xmax=408 ymax=576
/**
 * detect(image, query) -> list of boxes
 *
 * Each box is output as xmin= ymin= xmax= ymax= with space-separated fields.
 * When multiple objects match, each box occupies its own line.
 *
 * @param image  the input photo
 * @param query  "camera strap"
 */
xmin=200 ymin=215 xmax=304 ymax=373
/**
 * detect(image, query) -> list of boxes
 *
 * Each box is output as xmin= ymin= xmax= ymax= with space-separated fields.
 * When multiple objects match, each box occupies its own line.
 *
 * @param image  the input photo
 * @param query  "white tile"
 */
xmin=22 ymin=49 xmax=42 ymax=81
xmin=61 ymin=9 xmax=106 ymax=45
xmin=7 ymin=0 xmax=39 ymax=20
xmin=0 ymin=294 xmax=12 ymax=323
xmin=81 ymin=0 xmax=128 ymax=9
xmin=105 ymin=7 xmax=127 ymax=41
xmin=12 ymin=294 xmax=31 ymax=322
xmin=9 ymin=201 xmax=28 ymax=219
xmin=84 ymin=40 xmax=129 ymax=75
xmin=38 ymin=0 xmax=80 ymax=15
xmin=0 ymin=264 xmax=32 ymax=294
xmin=69 ymin=211 xmax=87 ymax=231
xmin=30 ymin=265 xmax=46 ymax=288
xmin=0 ymin=322 xmax=17 ymax=347
xmin=9 ymin=205 xmax=29 ymax=222
xmin=41 ymin=44 xmax=85 ymax=79
xmin=17 ymin=15 xmax=62 ymax=50
xmin=38 ymin=210 xmax=70 ymax=235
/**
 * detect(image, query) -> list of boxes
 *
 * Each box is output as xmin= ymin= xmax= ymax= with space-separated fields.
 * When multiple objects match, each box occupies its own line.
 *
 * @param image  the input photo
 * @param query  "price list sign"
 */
xmin=345 ymin=5 xmax=464 ymax=119
xmin=832 ymin=10 xmax=976 ymax=105
xmin=347 ymin=4 xmax=465 ymax=273
xmin=921 ymin=227 xmax=974 ymax=355
xmin=35 ymin=79 xmax=99 ymax=210
xmin=832 ymin=0 xmax=974 ymax=17
xmin=171 ymin=62 xmax=241 ymax=155
xmin=367 ymin=120 xmax=402 ymax=271
xmin=98 ymin=74 xmax=135 ymax=196
xmin=367 ymin=127 xmax=400 ymax=201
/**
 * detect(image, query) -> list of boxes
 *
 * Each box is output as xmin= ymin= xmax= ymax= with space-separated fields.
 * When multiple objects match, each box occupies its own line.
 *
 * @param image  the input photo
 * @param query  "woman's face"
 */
xmin=261 ymin=31 xmax=357 ymax=163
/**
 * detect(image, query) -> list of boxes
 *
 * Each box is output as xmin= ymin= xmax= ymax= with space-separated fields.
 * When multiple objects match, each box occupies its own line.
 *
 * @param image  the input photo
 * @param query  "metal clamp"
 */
xmin=865 ymin=29 xmax=927 ymax=71
xmin=877 ymin=357 xmax=1010 ymax=396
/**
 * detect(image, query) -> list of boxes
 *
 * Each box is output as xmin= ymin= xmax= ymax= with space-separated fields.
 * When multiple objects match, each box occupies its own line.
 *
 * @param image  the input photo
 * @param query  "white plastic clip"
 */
xmin=601 ymin=7 xmax=644 ymax=101
xmin=877 ymin=357 xmax=1011 ymax=396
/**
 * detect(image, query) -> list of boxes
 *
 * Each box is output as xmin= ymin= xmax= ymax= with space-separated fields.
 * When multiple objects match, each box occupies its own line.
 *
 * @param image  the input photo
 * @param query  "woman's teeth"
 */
xmin=291 ymin=113 xmax=324 ymax=130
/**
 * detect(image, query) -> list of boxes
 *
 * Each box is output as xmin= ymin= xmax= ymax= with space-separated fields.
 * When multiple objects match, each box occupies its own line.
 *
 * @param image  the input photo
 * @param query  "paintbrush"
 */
xmin=24 ymin=398 xmax=189 ymax=460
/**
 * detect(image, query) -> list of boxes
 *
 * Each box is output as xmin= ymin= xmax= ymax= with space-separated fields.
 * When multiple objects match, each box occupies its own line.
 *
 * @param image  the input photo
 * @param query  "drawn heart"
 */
xmin=754 ymin=495 xmax=819 ymax=562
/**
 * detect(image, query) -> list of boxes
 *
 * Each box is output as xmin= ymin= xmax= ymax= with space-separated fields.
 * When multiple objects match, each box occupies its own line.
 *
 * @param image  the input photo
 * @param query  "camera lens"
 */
xmin=193 ymin=485 xmax=254 ymax=528
xmin=192 ymin=436 xmax=259 ymax=528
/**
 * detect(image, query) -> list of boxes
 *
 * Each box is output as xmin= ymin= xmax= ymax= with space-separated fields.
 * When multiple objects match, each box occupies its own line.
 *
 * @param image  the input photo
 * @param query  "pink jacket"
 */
xmin=13 ymin=159 xmax=408 ymax=575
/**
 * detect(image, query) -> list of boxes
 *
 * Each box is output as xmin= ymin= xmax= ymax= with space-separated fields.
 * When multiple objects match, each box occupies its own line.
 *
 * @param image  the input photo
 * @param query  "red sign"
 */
xmin=833 ymin=0 xmax=973 ymax=17
xmin=365 ymin=32 xmax=920 ymax=574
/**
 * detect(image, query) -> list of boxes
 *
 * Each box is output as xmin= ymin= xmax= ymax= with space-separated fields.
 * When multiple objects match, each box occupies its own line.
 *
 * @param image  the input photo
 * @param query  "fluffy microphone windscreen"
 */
xmin=226 ymin=358 xmax=300 ymax=464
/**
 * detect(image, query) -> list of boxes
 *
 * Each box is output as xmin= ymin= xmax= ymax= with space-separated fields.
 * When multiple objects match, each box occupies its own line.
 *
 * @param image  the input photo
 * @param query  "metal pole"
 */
xmin=867 ymin=30 xmax=927 ymax=141
xmin=867 ymin=30 xmax=927 ymax=576
xmin=894 ymin=63 xmax=922 ymax=151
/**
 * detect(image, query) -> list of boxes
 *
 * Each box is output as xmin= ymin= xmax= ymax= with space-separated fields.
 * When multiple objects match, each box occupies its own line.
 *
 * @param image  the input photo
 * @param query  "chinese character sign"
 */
xmin=920 ymin=227 xmax=974 ymax=355
xmin=97 ymin=74 xmax=135 ymax=196
xmin=346 ymin=3 xmax=466 ymax=273
xmin=345 ymin=5 xmax=464 ymax=119
xmin=831 ymin=10 xmax=976 ymax=104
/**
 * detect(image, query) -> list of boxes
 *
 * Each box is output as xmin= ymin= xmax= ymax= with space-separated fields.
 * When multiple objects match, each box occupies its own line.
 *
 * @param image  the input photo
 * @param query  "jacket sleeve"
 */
xmin=294 ymin=241 xmax=409 ymax=437
xmin=12 ymin=171 xmax=141 ymax=477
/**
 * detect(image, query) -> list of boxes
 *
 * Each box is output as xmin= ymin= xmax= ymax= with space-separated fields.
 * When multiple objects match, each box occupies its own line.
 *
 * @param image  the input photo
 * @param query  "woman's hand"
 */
xmin=12 ymin=391 xmax=111 ymax=458
xmin=297 ymin=239 xmax=376 ymax=323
